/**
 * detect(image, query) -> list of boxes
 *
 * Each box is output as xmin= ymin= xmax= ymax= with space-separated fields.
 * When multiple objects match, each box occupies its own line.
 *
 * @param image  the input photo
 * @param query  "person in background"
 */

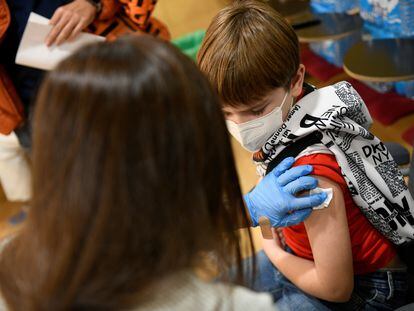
xmin=0 ymin=35 xmax=326 ymax=310
xmin=0 ymin=0 xmax=168 ymax=202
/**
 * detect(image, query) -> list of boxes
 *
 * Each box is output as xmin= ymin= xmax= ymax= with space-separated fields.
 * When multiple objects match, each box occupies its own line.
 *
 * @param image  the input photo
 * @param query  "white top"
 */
xmin=0 ymin=238 xmax=275 ymax=310
xmin=134 ymin=272 xmax=275 ymax=311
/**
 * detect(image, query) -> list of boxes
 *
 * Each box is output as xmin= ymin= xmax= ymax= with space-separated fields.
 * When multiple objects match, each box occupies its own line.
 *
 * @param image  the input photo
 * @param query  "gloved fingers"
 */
xmin=283 ymin=176 xmax=318 ymax=195
xmin=279 ymin=208 xmax=312 ymax=227
xmin=277 ymin=164 xmax=313 ymax=186
xmin=270 ymin=157 xmax=295 ymax=178
xmin=289 ymin=192 xmax=327 ymax=211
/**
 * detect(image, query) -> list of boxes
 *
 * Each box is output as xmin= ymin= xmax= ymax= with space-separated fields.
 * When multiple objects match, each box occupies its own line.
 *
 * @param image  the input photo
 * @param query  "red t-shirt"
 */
xmin=282 ymin=153 xmax=396 ymax=275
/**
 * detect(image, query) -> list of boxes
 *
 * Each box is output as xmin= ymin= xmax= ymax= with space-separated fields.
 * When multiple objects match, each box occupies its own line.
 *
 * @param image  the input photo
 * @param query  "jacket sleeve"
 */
xmin=89 ymin=0 xmax=170 ymax=41
xmin=118 ymin=0 xmax=157 ymax=28
xmin=0 ymin=0 xmax=24 ymax=134
xmin=97 ymin=0 xmax=120 ymax=21
xmin=117 ymin=0 xmax=170 ymax=40
xmin=0 ymin=65 xmax=24 ymax=135
xmin=0 ymin=0 xmax=10 ymax=43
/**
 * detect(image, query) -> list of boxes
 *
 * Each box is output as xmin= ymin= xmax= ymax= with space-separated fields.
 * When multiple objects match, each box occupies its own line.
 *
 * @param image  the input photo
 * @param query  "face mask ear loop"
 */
xmin=289 ymin=94 xmax=294 ymax=110
xmin=280 ymin=91 xmax=293 ymax=123
xmin=280 ymin=91 xmax=292 ymax=111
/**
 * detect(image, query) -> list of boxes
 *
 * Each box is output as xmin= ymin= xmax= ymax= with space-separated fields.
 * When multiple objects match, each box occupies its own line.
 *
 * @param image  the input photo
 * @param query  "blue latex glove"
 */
xmin=244 ymin=157 xmax=328 ymax=227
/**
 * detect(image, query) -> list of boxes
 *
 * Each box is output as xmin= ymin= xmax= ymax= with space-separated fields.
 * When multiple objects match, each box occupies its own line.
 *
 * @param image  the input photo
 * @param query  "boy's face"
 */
xmin=222 ymin=64 xmax=306 ymax=125
xmin=222 ymin=87 xmax=292 ymax=124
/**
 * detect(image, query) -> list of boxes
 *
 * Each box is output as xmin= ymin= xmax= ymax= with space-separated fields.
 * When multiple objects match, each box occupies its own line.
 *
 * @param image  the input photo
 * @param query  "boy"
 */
xmin=198 ymin=1 xmax=410 ymax=309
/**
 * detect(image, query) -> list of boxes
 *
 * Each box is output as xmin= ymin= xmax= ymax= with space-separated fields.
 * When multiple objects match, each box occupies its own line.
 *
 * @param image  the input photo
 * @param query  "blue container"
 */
xmin=310 ymin=0 xmax=359 ymax=13
xmin=395 ymin=81 xmax=414 ymax=99
xmin=362 ymin=81 xmax=394 ymax=93
xmin=309 ymin=31 xmax=361 ymax=67
xmin=359 ymin=0 xmax=414 ymax=38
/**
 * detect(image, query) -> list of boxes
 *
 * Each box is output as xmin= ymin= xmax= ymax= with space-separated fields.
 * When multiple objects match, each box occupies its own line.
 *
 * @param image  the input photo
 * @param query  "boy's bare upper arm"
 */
xmin=303 ymin=176 xmax=354 ymax=298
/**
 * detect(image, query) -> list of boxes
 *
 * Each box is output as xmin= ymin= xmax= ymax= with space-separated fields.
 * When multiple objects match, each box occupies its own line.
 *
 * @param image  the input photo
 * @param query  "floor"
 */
xmin=0 ymin=185 xmax=25 ymax=238
xmin=153 ymin=0 xmax=230 ymax=39
xmin=1 ymin=0 xmax=413 ymax=254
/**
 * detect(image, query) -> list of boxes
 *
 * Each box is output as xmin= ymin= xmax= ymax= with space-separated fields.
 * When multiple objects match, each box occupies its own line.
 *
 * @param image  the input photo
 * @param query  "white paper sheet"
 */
xmin=29 ymin=12 xmax=50 ymax=25
xmin=15 ymin=12 xmax=105 ymax=71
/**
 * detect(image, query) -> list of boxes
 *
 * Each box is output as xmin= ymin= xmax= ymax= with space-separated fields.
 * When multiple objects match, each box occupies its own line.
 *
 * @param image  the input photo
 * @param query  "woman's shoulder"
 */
xmin=0 ymin=291 xmax=7 ymax=310
xmin=134 ymin=271 xmax=275 ymax=311
xmin=212 ymin=280 xmax=275 ymax=311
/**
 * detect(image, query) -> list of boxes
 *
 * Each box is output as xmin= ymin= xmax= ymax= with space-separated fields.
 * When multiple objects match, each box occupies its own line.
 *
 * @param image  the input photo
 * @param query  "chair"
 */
xmin=385 ymin=142 xmax=410 ymax=172
xmin=343 ymin=38 xmax=414 ymax=83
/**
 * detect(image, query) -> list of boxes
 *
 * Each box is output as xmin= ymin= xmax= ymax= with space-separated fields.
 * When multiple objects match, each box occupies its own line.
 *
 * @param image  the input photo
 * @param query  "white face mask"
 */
xmin=226 ymin=92 xmax=292 ymax=152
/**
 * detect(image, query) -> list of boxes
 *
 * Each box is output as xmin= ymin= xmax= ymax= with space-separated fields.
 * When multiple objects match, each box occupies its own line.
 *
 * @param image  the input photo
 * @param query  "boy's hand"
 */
xmin=276 ymin=227 xmax=286 ymax=248
xmin=244 ymin=157 xmax=327 ymax=227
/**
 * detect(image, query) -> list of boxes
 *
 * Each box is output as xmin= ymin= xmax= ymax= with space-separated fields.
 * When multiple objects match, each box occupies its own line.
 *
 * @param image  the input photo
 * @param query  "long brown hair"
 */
xmin=197 ymin=0 xmax=300 ymax=107
xmin=0 ymin=36 xmax=253 ymax=310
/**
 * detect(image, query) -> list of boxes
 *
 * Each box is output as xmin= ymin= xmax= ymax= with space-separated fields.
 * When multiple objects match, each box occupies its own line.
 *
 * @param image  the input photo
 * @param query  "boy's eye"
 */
xmin=251 ymin=107 xmax=266 ymax=116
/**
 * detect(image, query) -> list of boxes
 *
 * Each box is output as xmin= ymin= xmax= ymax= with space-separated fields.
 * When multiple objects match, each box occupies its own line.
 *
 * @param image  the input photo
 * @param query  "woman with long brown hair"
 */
xmin=0 ymin=35 xmax=325 ymax=310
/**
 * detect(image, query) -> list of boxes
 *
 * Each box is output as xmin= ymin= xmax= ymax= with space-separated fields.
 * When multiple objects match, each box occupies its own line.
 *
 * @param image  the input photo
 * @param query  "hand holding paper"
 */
xmin=15 ymin=13 xmax=104 ymax=71
xmin=46 ymin=0 xmax=98 ymax=46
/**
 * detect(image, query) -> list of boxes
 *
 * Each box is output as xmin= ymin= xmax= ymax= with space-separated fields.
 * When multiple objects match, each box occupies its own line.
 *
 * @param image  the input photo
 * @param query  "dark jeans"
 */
xmin=322 ymin=269 xmax=408 ymax=310
xmin=241 ymin=251 xmax=330 ymax=311
xmin=242 ymin=251 xmax=408 ymax=311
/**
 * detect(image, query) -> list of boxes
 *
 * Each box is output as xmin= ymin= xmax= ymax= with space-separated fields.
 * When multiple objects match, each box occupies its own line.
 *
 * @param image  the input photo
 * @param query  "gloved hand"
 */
xmin=244 ymin=157 xmax=327 ymax=227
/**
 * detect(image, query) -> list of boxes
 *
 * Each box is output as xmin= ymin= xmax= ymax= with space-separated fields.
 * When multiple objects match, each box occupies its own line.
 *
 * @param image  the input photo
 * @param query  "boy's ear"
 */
xmin=290 ymin=64 xmax=305 ymax=97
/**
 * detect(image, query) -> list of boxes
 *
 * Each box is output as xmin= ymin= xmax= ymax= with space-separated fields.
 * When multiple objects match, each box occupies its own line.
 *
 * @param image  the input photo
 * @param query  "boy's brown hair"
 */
xmin=198 ymin=0 xmax=300 ymax=107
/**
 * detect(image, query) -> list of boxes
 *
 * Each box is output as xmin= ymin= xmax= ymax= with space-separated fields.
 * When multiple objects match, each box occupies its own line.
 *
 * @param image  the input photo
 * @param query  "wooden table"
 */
xmin=343 ymin=38 xmax=414 ymax=82
xmin=294 ymin=12 xmax=362 ymax=42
